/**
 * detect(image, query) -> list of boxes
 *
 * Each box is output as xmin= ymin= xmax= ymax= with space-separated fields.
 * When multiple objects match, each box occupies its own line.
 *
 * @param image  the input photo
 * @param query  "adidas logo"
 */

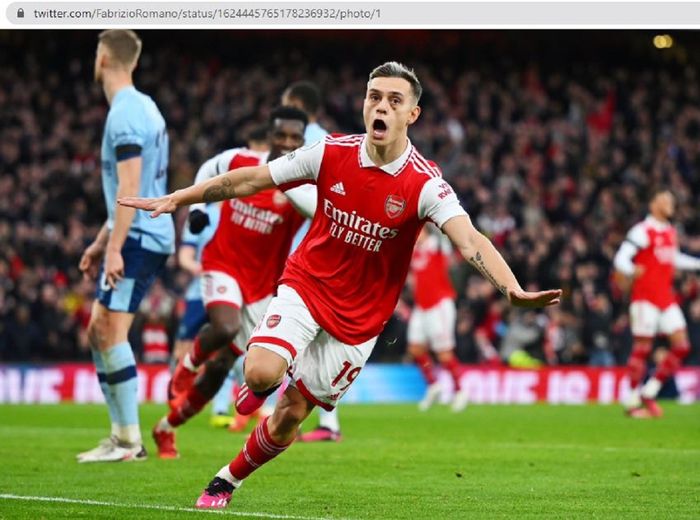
xmin=330 ymin=182 xmax=346 ymax=196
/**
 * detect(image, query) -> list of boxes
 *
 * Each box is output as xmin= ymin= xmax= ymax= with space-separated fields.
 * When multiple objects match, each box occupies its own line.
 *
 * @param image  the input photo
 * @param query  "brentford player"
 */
xmin=613 ymin=189 xmax=700 ymax=418
xmin=77 ymin=30 xmax=174 ymax=463
xmin=151 ymin=107 xmax=316 ymax=458
xmin=407 ymin=224 xmax=468 ymax=412
xmin=120 ymin=62 xmax=561 ymax=509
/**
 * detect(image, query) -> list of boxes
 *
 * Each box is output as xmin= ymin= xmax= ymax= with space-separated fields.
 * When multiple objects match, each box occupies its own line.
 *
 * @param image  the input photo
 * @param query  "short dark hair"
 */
xmin=284 ymin=81 xmax=322 ymax=115
xmin=98 ymin=29 xmax=142 ymax=67
xmin=368 ymin=61 xmax=422 ymax=103
xmin=268 ymin=106 xmax=308 ymax=129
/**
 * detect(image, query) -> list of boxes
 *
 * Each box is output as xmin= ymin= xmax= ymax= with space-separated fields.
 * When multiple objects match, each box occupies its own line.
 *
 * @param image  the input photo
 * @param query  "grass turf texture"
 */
xmin=0 ymin=403 xmax=698 ymax=519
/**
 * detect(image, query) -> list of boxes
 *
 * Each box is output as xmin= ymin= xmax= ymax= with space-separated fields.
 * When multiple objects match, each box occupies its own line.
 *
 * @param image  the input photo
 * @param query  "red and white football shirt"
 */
xmin=199 ymin=148 xmax=306 ymax=304
xmin=268 ymin=134 xmax=467 ymax=344
xmin=410 ymin=233 xmax=456 ymax=309
xmin=625 ymin=216 xmax=677 ymax=309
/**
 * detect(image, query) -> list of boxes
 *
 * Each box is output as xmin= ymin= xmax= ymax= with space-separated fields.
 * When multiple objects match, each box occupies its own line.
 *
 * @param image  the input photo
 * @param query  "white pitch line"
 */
xmin=493 ymin=442 xmax=700 ymax=455
xmin=0 ymin=494 xmax=340 ymax=520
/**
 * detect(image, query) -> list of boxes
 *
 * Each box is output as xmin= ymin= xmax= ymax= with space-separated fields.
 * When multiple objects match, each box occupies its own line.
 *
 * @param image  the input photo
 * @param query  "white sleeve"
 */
xmin=268 ymin=139 xmax=325 ymax=185
xmin=613 ymin=241 xmax=638 ymax=276
xmin=190 ymin=149 xmax=238 ymax=213
xmin=625 ymin=223 xmax=649 ymax=249
xmin=417 ymin=177 xmax=468 ymax=228
xmin=675 ymin=251 xmax=700 ymax=271
xmin=284 ymin=184 xmax=317 ymax=219
xmin=613 ymin=223 xmax=649 ymax=275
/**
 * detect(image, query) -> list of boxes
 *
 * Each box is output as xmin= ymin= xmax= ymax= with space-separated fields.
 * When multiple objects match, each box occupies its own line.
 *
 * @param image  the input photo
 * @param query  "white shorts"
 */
xmin=407 ymin=297 xmax=456 ymax=352
xmin=248 ymin=284 xmax=376 ymax=410
xmin=630 ymin=301 xmax=686 ymax=337
xmin=201 ymin=271 xmax=243 ymax=310
xmin=201 ymin=270 xmax=270 ymax=355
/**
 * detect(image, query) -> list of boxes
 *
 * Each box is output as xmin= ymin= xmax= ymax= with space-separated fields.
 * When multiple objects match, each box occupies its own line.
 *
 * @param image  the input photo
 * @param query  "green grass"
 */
xmin=0 ymin=403 xmax=698 ymax=519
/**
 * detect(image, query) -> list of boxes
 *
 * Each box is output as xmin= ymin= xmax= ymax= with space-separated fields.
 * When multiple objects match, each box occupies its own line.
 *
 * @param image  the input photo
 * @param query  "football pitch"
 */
xmin=0 ymin=403 xmax=698 ymax=519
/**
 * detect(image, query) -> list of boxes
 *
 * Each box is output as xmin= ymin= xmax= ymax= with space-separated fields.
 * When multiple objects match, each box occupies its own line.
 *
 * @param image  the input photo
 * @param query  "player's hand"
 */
xmin=508 ymin=288 xmax=562 ymax=308
xmin=79 ymin=242 xmax=104 ymax=281
xmin=118 ymin=194 xmax=178 ymax=217
xmin=188 ymin=209 xmax=210 ymax=234
xmin=633 ymin=265 xmax=645 ymax=279
xmin=104 ymin=248 xmax=125 ymax=289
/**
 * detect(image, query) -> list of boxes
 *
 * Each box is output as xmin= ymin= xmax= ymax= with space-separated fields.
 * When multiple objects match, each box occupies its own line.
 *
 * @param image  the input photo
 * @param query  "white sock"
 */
xmin=215 ymin=464 xmax=243 ymax=488
xmin=318 ymin=408 xmax=340 ymax=433
xmin=183 ymin=352 xmax=198 ymax=372
xmin=626 ymin=386 xmax=642 ymax=408
xmin=157 ymin=416 xmax=173 ymax=432
xmin=111 ymin=423 xmax=120 ymax=439
xmin=119 ymin=424 xmax=142 ymax=445
xmin=641 ymin=377 xmax=662 ymax=400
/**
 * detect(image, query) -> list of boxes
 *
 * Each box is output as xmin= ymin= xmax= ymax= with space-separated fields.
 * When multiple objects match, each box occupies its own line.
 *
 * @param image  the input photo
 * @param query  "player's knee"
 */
xmin=244 ymin=363 xmax=283 ymax=393
xmin=671 ymin=341 xmax=691 ymax=359
xmin=437 ymin=350 xmax=455 ymax=364
xmin=210 ymin=319 xmax=240 ymax=344
xmin=631 ymin=340 xmax=653 ymax=358
xmin=87 ymin=315 xmax=107 ymax=349
xmin=408 ymin=343 xmax=427 ymax=358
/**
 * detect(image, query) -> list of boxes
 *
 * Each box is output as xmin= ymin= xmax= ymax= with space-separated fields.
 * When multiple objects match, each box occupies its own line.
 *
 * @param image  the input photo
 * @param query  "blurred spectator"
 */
xmin=500 ymin=309 xmax=546 ymax=368
xmin=583 ymin=293 xmax=616 ymax=367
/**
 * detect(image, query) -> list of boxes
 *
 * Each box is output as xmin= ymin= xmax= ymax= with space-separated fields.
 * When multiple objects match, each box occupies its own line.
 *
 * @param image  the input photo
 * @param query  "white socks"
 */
xmin=157 ymin=416 xmax=174 ymax=432
xmin=183 ymin=353 xmax=198 ymax=372
xmin=318 ymin=408 xmax=340 ymax=433
xmin=119 ymin=424 xmax=142 ymax=445
xmin=641 ymin=377 xmax=662 ymax=400
xmin=216 ymin=464 xmax=243 ymax=488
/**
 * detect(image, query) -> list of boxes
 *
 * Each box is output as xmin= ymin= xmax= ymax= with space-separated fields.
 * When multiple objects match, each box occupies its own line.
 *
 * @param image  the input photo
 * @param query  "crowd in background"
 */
xmin=1 ymin=31 xmax=699 ymax=366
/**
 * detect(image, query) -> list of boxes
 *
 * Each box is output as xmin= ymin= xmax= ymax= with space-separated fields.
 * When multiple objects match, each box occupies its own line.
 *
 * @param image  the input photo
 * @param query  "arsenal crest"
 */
xmin=385 ymin=194 xmax=406 ymax=219
xmin=266 ymin=314 xmax=282 ymax=328
xmin=272 ymin=190 xmax=288 ymax=207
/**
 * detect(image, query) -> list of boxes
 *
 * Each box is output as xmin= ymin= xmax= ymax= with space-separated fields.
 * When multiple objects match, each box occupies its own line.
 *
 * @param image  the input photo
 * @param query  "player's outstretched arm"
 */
xmin=118 ymin=164 xmax=275 ymax=217
xmin=442 ymin=215 xmax=562 ymax=308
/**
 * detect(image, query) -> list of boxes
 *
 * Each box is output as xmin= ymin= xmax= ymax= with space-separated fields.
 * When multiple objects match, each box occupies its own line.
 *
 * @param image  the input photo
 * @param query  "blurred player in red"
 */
xmin=614 ymin=188 xmax=700 ymax=418
xmin=121 ymin=62 xmax=561 ymax=508
xmin=407 ymin=224 xmax=469 ymax=412
xmin=151 ymin=107 xmax=316 ymax=458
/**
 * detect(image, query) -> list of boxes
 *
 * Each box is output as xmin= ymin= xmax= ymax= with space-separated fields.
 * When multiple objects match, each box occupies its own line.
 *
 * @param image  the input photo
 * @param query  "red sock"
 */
xmin=190 ymin=336 xmax=209 ymax=367
xmin=228 ymin=417 xmax=292 ymax=480
xmin=167 ymin=386 xmax=209 ymax=427
xmin=627 ymin=342 xmax=652 ymax=388
xmin=654 ymin=342 xmax=690 ymax=383
xmin=414 ymin=353 xmax=436 ymax=385
xmin=441 ymin=357 xmax=464 ymax=390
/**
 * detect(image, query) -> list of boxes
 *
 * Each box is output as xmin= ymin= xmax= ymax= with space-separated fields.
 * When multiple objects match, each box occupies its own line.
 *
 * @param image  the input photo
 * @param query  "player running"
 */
xmin=614 ymin=188 xmax=700 ymax=418
xmin=77 ymin=29 xmax=174 ymax=463
xmin=120 ymin=61 xmax=561 ymax=507
xmin=151 ymin=106 xmax=316 ymax=458
xmin=408 ymin=224 xmax=469 ymax=412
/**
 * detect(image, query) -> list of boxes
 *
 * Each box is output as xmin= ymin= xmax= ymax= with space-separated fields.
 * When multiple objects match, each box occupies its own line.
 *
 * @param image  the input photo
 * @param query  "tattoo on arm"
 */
xmin=469 ymin=251 xmax=508 ymax=296
xmin=203 ymin=177 xmax=236 ymax=202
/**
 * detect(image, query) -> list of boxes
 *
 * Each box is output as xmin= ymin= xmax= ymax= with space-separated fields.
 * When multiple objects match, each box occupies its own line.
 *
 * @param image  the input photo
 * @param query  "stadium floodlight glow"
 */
xmin=653 ymin=34 xmax=674 ymax=49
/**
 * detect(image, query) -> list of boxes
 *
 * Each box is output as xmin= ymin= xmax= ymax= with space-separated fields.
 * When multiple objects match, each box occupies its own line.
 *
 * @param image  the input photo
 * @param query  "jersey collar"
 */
xmin=359 ymin=135 xmax=413 ymax=176
xmin=645 ymin=215 xmax=670 ymax=230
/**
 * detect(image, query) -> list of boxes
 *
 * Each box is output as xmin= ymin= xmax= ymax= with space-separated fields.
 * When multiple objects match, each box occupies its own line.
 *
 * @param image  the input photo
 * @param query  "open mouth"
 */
xmin=372 ymin=119 xmax=388 ymax=139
